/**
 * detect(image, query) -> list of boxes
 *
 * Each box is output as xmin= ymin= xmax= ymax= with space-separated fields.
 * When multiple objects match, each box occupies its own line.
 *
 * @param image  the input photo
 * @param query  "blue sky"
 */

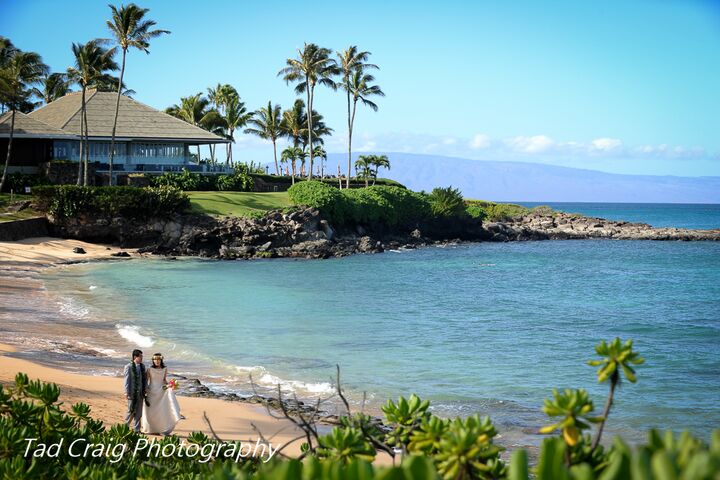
xmin=1 ymin=0 xmax=719 ymax=176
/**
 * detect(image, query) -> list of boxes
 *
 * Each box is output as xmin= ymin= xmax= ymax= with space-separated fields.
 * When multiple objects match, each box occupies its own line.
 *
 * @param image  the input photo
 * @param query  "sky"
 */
xmin=1 ymin=0 xmax=719 ymax=176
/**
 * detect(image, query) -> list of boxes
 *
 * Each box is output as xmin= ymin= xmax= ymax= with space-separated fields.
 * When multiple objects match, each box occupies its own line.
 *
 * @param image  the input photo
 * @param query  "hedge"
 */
xmin=33 ymin=185 xmax=189 ymax=220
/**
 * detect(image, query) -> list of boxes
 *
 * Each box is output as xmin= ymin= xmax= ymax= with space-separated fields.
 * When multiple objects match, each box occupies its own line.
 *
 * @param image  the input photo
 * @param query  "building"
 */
xmin=0 ymin=89 xmax=230 ymax=178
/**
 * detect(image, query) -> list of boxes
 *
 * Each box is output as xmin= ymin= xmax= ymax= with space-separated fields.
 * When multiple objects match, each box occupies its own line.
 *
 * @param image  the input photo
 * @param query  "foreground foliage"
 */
xmin=33 ymin=185 xmax=189 ymax=220
xmin=1 ymin=338 xmax=718 ymax=479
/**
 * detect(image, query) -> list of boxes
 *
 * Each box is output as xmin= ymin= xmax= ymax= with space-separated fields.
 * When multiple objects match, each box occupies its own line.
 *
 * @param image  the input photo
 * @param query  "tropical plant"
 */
xmin=67 ymin=39 xmax=118 ymax=186
xmin=165 ymin=93 xmax=221 ymax=164
xmin=281 ymin=146 xmax=304 ymax=184
xmin=31 ymin=72 xmax=71 ymax=104
xmin=316 ymin=427 xmax=376 ymax=464
xmin=245 ymin=101 xmax=283 ymax=175
xmin=588 ymin=338 xmax=644 ymax=449
xmin=0 ymin=48 xmax=48 ymax=192
xmin=278 ymin=43 xmax=339 ymax=179
xmin=382 ymin=394 xmax=431 ymax=447
xmin=354 ymin=155 xmax=374 ymax=187
xmin=337 ymin=46 xmax=384 ymax=188
xmin=281 ymin=99 xmax=306 ymax=149
xmin=427 ymin=186 xmax=466 ymax=217
xmin=222 ymin=94 xmax=253 ymax=164
xmin=312 ymin=145 xmax=327 ymax=177
xmin=540 ymin=389 xmax=603 ymax=449
xmin=106 ymin=2 xmax=169 ymax=184
xmin=365 ymin=154 xmax=390 ymax=185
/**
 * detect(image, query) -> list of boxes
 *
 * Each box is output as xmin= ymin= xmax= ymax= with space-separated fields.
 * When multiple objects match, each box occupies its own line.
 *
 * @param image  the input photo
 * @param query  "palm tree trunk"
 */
xmin=209 ymin=144 xmax=215 ymax=164
xmin=306 ymin=82 xmax=313 ymax=180
xmin=291 ymin=160 xmax=296 ymax=184
xmin=345 ymin=89 xmax=352 ymax=189
xmin=0 ymin=109 xmax=16 ymax=192
xmin=272 ymin=139 xmax=279 ymax=175
xmin=83 ymin=100 xmax=90 ymax=186
xmin=77 ymin=87 xmax=86 ymax=185
xmin=349 ymin=99 xmax=359 ymax=189
xmin=592 ymin=371 xmax=618 ymax=450
xmin=108 ymin=47 xmax=127 ymax=186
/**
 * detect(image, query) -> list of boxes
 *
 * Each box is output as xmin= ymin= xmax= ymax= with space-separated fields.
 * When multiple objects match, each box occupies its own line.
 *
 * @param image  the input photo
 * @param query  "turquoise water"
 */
xmin=519 ymin=202 xmax=720 ymax=230
xmin=40 ymin=239 xmax=720 ymax=445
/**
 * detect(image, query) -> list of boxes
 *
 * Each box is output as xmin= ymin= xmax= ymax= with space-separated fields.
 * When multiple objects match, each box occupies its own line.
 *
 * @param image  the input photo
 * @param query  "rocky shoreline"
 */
xmin=45 ymin=207 xmax=720 ymax=260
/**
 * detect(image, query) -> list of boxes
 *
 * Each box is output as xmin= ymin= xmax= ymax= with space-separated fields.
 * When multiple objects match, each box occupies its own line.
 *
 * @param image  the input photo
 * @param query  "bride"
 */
xmin=141 ymin=353 xmax=182 ymax=435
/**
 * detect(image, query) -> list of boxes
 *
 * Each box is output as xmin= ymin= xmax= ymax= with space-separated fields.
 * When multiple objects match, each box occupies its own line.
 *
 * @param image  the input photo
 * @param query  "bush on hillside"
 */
xmin=427 ymin=186 xmax=466 ymax=218
xmin=33 ymin=185 xmax=189 ymax=220
xmin=465 ymin=200 xmax=531 ymax=222
xmin=287 ymin=181 xmax=348 ymax=223
xmin=149 ymin=169 xmax=254 ymax=192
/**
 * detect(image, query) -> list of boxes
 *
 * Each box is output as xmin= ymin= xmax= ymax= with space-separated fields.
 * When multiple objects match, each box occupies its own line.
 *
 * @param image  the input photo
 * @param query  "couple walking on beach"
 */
xmin=124 ymin=349 xmax=182 ymax=435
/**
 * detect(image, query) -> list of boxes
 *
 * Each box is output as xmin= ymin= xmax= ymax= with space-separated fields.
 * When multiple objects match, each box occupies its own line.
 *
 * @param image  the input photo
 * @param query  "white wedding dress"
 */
xmin=141 ymin=367 xmax=182 ymax=435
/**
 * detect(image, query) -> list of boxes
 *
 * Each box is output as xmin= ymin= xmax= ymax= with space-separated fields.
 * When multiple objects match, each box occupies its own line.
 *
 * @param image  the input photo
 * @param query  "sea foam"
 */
xmin=115 ymin=325 xmax=154 ymax=348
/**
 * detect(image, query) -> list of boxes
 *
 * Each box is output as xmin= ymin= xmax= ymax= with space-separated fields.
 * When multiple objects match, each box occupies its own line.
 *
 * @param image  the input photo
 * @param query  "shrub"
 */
xmin=149 ymin=170 xmax=253 ymax=192
xmin=427 ymin=186 xmax=466 ymax=218
xmin=531 ymin=205 xmax=555 ymax=216
xmin=0 ymin=172 xmax=50 ymax=193
xmin=287 ymin=181 xmax=349 ymax=223
xmin=215 ymin=173 xmax=254 ymax=192
xmin=465 ymin=200 xmax=531 ymax=222
xmin=32 ymin=185 xmax=189 ymax=220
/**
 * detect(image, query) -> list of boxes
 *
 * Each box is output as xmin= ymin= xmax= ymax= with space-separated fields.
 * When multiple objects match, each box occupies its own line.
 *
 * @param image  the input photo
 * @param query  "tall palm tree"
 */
xmin=245 ymin=101 xmax=283 ymax=175
xmin=337 ymin=46 xmax=383 ymax=188
xmin=67 ymin=40 xmax=118 ymax=186
xmin=0 ymin=50 xmax=48 ymax=192
xmin=31 ymin=72 xmax=71 ymax=104
xmin=278 ymin=43 xmax=339 ymax=180
xmin=206 ymin=83 xmax=237 ymax=162
xmin=106 ymin=3 xmax=169 ymax=184
xmin=354 ymin=155 xmax=374 ymax=187
xmin=222 ymin=94 xmax=252 ymax=165
xmin=281 ymin=145 xmax=303 ymax=184
xmin=165 ymin=93 xmax=217 ymax=164
xmin=301 ymin=109 xmax=333 ymax=152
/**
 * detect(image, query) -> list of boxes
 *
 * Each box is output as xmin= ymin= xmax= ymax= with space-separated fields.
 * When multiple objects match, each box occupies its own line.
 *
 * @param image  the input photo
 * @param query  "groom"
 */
xmin=123 ymin=349 xmax=148 ymax=432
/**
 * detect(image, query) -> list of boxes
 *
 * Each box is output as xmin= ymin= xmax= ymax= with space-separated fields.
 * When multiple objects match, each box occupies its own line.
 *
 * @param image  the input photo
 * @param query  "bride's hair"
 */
xmin=151 ymin=353 xmax=166 ymax=368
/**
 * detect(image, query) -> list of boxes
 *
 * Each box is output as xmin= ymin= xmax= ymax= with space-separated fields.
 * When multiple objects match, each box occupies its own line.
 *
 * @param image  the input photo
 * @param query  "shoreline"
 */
xmin=0 ymin=238 xmax=322 ymax=460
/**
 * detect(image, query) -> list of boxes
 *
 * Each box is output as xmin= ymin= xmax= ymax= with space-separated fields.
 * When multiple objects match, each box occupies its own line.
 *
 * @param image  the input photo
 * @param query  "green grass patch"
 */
xmin=0 ymin=193 xmax=41 ymax=223
xmin=188 ymin=191 xmax=291 ymax=217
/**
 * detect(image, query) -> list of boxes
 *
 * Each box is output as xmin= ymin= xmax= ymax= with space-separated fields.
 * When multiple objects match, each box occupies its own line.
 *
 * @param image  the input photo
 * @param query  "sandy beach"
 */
xmin=0 ymin=238 xmax=311 ymax=459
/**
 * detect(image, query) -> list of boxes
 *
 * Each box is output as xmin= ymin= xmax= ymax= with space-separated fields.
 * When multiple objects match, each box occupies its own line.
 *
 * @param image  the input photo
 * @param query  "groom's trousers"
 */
xmin=125 ymin=397 xmax=144 ymax=432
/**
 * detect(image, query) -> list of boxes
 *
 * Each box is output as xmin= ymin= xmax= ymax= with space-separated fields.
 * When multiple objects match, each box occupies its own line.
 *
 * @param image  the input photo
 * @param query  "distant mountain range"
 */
xmin=312 ymin=153 xmax=720 ymax=203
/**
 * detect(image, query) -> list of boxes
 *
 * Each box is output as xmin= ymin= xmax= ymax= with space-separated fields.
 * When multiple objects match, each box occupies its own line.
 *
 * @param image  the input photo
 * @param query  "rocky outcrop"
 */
xmin=45 ymin=208 xmax=720 ymax=260
xmin=485 ymin=212 xmax=720 ymax=242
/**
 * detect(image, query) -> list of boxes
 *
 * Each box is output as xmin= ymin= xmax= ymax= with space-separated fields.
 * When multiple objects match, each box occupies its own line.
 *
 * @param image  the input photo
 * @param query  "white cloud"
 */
xmin=505 ymin=135 xmax=555 ymax=153
xmin=590 ymin=138 xmax=622 ymax=151
xmin=469 ymin=133 xmax=491 ymax=149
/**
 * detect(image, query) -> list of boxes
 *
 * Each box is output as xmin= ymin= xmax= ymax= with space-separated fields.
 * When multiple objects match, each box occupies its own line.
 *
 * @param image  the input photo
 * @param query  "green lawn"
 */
xmin=0 ymin=193 xmax=42 ymax=223
xmin=187 ymin=191 xmax=291 ymax=217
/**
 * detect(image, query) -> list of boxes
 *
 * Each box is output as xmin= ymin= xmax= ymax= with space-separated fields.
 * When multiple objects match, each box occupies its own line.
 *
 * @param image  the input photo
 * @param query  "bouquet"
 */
xmin=164 ymin=379 xmax=179 ymax=391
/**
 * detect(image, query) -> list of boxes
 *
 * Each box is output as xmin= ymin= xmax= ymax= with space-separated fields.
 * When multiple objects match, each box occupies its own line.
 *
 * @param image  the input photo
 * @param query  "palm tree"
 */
xmin=222 ymin=94 xmax=252 ymax=165
xmin=281 ymin=99 xmax=306 ymax=148
xmin=368 ymin=154 xmax=390 ymax=185
xmin=106 ymin=3 xmax=169 ymax=184
xmin=67 ymin=40 xmax=118 ymax=186
xmin=245 ymin=101 xmax=283 ymax=174
xmin=281 ymin=146 xmax=303 ymax=184
xmin=206 ymin=83 xmax=236 ymax=162
xmin=354 ymin=155 xmax=374 ymax=187
xmin=312 ymin=145 xmax=327 ymax=177
xmin=31 ymin=73 xmax=71 ymax=104
xmin=278 ymin=43 xmax=339 ymax=180
xmin=165 ymin=93 xmax=217 ymax=164
xmin=0 ymin=50 xmax=48 ymax=192
xmin=337 ymin=46 xmax=383 ymax=188
xmin=301 ymin=109 xmax=333 ymax=152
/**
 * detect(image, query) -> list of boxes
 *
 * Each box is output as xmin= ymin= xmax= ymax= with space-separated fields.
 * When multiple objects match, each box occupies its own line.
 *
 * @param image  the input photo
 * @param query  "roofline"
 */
xmin=0 ymin=133 xmax=230 ymax=143
xmin=0 ymin=134 xmax=77 ymax=139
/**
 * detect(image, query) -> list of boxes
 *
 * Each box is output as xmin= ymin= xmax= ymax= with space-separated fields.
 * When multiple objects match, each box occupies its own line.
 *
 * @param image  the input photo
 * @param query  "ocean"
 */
xmin=4 ymin=203 xmax=719 ymax=448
